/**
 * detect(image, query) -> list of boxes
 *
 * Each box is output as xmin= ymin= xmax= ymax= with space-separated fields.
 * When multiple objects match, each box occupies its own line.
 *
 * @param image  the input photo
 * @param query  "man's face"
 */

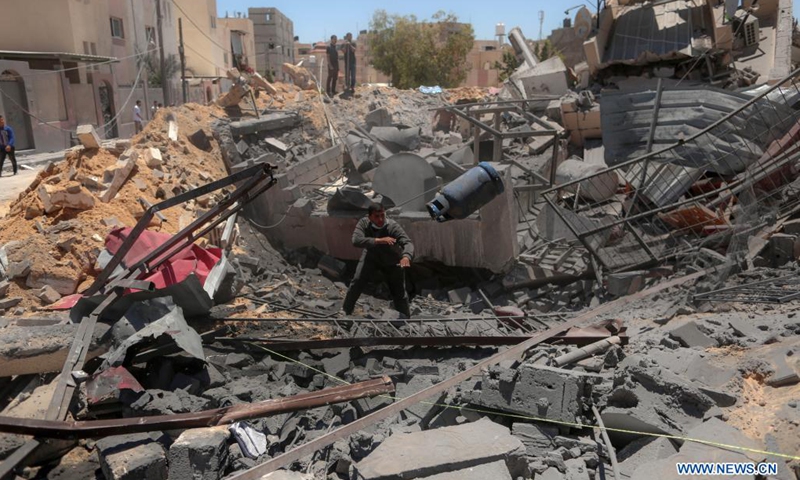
xmin=369 ymin=209 xmax=386 ymax=228
xmin=0 ymin=118 xmax=4 ymax=128
xmin=331 ymin=37 xmax=337 ymax=45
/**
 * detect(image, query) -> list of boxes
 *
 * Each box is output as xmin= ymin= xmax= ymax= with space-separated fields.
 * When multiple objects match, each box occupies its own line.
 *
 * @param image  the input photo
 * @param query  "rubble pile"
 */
xmin=0 ymin=105 xmax=229 ymax=311
xmin=1 ymin=12 xmax=800 ymax=479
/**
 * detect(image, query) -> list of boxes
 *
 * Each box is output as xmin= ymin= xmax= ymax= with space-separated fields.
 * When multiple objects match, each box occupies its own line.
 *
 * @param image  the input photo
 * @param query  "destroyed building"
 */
xmin=0 ymin=1 xmax=800 ymax=479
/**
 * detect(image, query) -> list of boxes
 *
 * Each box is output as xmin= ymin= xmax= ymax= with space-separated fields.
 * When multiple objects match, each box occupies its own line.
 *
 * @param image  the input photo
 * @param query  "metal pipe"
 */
xmin=552 ymin=336 xmax=621 ymax=367
xmin=592 ymin=405 xmax=620 ymax=480
xmin=0 ymin=377 xmax=394 ymax=440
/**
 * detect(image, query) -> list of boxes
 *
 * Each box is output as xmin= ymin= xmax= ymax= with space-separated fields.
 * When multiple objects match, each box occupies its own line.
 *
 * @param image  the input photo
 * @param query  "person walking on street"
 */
xmin=151 ymin=100 xmax=159 ymax=118
xmin=342 ymin=32 xmax=357 ymax=94
xmin=343 ymin=203 xmax=414 ymax=318
xmin=0 ymin=115 xmax=18 ymax=177
xmin=326 ymin=35 xmax=340 ymax=97
xmin=133 ymin=100 xmax=144 ymax=134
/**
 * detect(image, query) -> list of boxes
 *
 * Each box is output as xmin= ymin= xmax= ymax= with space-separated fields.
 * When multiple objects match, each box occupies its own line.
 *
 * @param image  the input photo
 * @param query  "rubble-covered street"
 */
xmin=2 ymin=1 xmax=800 ymax=479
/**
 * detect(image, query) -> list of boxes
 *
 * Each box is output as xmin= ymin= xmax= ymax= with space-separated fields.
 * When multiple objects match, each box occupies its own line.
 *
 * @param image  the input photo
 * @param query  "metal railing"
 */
xmin=541 ymin=67 xmax=800 ymax=272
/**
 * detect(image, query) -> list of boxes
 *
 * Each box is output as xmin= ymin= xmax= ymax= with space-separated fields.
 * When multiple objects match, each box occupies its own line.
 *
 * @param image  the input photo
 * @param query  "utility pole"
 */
xmin=179 ymin=17 xmax=187 ymax=104
xmin=156 ymin=0 xmax=171 ymax=106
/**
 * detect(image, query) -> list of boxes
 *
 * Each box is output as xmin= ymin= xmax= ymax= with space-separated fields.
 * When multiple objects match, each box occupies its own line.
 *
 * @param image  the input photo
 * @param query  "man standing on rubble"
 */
xmin=343 ymin=203 xmax=414 ymax=318
xmin=0 ymin=115 xmax=18 ymax=177
xmin=133 ymin=100 xmax=144 ymax=134
xmin=326 ymin=35 xmax=340 ymax=97
xmin=342 ymin=32 xmax=357 ymax=94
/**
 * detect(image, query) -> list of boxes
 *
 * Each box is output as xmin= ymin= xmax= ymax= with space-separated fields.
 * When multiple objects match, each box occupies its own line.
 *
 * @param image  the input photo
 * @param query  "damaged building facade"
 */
xmin=0 ymin=0 xmax=800 ymax=479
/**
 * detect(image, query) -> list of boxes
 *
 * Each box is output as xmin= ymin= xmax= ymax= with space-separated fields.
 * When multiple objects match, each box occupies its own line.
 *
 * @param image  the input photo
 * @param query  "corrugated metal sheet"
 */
xmin=603 ymin=0 xmax=705 ymax=67
xmin=600 ymin=86 xmax=800 ymax=175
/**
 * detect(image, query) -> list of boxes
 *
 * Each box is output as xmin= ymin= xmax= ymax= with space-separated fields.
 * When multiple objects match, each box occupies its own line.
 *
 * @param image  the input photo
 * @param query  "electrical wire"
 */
xmin=9 ymin=47 xmax=159 ymax=79
xmin=96 ymin=52 xmax=149 ymax=130
xmin=246 ymin=210 xmax=292 ymax=229
xmin=170 ymin=0 xmax=231 ymax=53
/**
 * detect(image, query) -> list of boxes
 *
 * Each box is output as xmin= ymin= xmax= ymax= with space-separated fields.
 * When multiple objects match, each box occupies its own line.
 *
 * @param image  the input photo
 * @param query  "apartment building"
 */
xmin=249 ymin=8 xmax=295 ymax=82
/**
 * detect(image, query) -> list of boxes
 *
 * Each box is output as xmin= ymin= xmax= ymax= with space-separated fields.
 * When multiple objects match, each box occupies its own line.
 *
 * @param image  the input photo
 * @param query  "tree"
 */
xmin=136 ymin=50 xmax=187 ymax=88
xmin=493 ymin=49 xmax=519 ymax=82
xmin=532 ymin=39 xmax=564 ymax=62
xmin=368 ymin=10 xmax=475 ymax=89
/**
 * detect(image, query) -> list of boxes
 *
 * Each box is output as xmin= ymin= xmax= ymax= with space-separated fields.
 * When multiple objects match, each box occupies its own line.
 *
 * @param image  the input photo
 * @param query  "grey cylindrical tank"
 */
xmin=426 ymin=162 xmax=505 ymax=222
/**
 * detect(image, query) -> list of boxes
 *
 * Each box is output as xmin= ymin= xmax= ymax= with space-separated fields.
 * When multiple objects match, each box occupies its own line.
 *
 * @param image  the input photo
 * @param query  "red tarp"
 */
xmin=51 ymin=228 xmax=222 ymax=309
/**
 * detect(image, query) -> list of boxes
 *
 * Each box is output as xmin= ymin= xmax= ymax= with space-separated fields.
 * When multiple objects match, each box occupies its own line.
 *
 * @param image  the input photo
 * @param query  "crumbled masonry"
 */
xmin=1 ymin=12 xmax=800 ymax=480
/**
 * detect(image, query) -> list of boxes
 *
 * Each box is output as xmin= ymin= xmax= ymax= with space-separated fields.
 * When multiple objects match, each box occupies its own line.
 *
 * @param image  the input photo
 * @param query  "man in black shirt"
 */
xmin=343 ymin=203 xmax=414 ymax=317
xmin=342 ymin=32 xmax=356 ymax=94
xmin=326 ymin=35 xmax=339 ymax=97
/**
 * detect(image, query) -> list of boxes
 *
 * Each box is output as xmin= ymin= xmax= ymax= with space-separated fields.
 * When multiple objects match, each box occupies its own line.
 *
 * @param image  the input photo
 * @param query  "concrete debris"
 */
xmin=168 ymin=427 xmax=230 ymax=480
xmin=77 ymin=124 xmax=102 ymax=149
xmin=668 ymin=321 xmax=718 ymax=349
xmin=355 ymin=418 xmax=526 ymax=479
xmin=96 ymin=433 xmax=168 ymax=480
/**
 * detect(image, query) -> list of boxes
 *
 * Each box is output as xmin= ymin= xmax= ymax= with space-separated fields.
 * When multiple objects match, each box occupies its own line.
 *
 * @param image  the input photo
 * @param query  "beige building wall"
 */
xmin=0 ymin=1 xmax=75 ymax=54
xmin=173 ymin=0 xmax=224 ymax=77
xmin=219 ymin=17 xmax=257 ymax=72
xmin=464 ymin=40 xmax=503 ymax=87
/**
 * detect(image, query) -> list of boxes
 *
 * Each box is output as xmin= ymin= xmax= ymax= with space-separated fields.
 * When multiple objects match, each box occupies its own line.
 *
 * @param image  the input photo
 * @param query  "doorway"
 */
xmin=98 ymin=81 xmax=118 ymax=138
xmin=0 ymin=70 xmax=34 ymax=150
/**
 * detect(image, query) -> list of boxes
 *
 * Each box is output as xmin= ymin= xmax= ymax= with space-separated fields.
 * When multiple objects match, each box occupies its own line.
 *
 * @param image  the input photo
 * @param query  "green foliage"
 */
xmin=138 ymin=51 xmax=186 ymax=87
xmin=533 ymin=39 xmax=564 ymax=62
xmin=368 ymin=10 xmax=475 ymax=89
xmin=493 ymin=49 xmax=519 ymax=82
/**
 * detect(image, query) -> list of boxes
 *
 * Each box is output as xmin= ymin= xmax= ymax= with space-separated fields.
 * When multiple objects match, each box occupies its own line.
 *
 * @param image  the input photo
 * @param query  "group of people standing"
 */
xmin=325 ymin=33 xmax=357 ymax=98
xmin=132 ymin=99 xmax=165 ymax=134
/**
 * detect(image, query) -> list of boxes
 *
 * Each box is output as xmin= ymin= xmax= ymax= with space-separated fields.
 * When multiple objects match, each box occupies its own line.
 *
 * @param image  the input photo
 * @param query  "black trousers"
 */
xmin=343 ymin=256 xmax=410 ymax=317
xmin=326 ymin=68 xmax=339 ymax=96
xmin=0 ymin=147 xmax=17 ymax=176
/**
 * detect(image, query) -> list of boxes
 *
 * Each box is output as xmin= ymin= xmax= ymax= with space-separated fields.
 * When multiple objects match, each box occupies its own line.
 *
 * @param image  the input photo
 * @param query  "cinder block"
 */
xmin=77 ymin=124 xmax=101 ymax=149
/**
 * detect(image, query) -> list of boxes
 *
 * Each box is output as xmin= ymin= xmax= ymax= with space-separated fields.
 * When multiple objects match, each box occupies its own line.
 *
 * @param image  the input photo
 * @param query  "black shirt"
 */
xmin=327 ymin=44 xmax=339 ymax=70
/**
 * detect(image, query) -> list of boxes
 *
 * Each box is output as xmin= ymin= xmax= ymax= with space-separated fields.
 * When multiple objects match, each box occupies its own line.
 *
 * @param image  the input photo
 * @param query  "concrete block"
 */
xmin=322 ymin=351 xmax=351 ymax=377
xmin=511 ymin=422 xmax=559 ymax=457
xmin=0 ymin=280 xmax=9 ymax=298
xmin=607 ymin=271 xmax=647 ymax=297
xmin=265 ymin=138 xmax=288 ymax=154
xmin=76 ymin=124 xmax=101 ymax=149
xmin=782 ymin=218 xmax=800 ymax=235
xmin=168 ymin=427 xmax=230 ymax=480
xmin=365 ymin=107 xmax=393 ymax=129
xmin=669 ymin=321 xmax=717 ymax=348
xmin=396 ymin=376 xmax=445 ymax=427
xmin=235 ymin=139 xmax=249 ymax=156
xmin=447 ymin=287 xmax=471 ymax=304
xmin=36 ymin=285 xmax=62 ymax=305
xmin=353 ymin=394 xmax=394 ymax=416
xmin=473 ymin=364 xmax=585 ymax=424
xmin=188 ymin=129 xmax=212 ymax=151
xmin=97 ymin=433 xmax=167 ymax=480
xmin=769 ymin=233 xmax=799 ymax=266
xmin=229 ymin=113 xmax=301 ymax=136
xmin=317 ymin=255 xmax=347 ymax=280
xmin=38 ymin=182 xmax=96 ymax=212
xmin=143 ymin=147 xmax=163 ymax=169
xmin=100 ymin=156 xmax=137 ymax=203
xmin=355 ymin=418 xmax=525 ymax=479
xmin=420 ymin=460 xmax=513 ymax=480
xmin=0 ymin=297 xmax=22 ymax=310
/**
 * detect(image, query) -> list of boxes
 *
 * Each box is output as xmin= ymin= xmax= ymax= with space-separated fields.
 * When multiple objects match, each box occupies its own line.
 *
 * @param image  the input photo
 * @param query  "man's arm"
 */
xmin=7 ymin=127 xmax=14 ymax=148
xmin=352 ymin=218 xmax=376 ymax=249
xmin=389 ymin=223 xmax=414 ymax=260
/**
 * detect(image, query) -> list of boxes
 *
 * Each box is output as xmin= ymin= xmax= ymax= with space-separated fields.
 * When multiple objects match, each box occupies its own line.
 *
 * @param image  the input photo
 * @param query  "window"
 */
xmin=146 ymin=26 xmax=156 ymax=45
xmin=210 ymin=16 xmax=216 ymax=28
xmin=223 ymin=52 xmax=229 ymax=66
xmin=110 ymin=17 xmax=124 ymax=38
xmin=265 ymin=13 xmax=272 ymax=21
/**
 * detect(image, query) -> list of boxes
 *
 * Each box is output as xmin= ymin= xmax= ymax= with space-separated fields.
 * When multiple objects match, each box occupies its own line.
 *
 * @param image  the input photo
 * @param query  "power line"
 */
xmin=170 ymin=0 xmax=230 ymax=53
xmin=9 ymin=47 xmax=158 ymax=79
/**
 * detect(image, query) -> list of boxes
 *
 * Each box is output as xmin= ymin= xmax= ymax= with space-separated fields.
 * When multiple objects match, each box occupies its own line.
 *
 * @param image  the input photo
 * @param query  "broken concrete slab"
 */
xmin=36 ymin=285 xmax=62 ymax=305
xmin=511 ymin=422 xmax=559 ymax=458
xmin=38 ymin=182 xmax=96 ymax=212
xmin=76 ymin=124 xmax=102 ymax=149
xmin=669 ymin=321 xmax=718 ymax=348
xmin=317 ymin=255 xmax=347 ymax=280
xmin=168 ymin=427 xmax=230 ymax=480
xmin=100 ymin=155 xmax=137 ymax=203
xmin=96 ymin=433 xmax=168 ymax=480
xmin=396 ymin=376 xmax=445 ymax=427
xmin=419 ymin=459 xmax=513 ymax=480
xmin=0 ymin=323 xmax=109 ymax=377
xmin=265 ymin=138 xmax=289 ymax=154
xmin=229 ymin=113 xmax=301 ymax=136
xmin=355 ymin=418 xmax=526 ymax=479
xmin=472 ymin=363 xmax=586 ymax=424
xmin=617 ymin=437 xmax=679 ymax=479
xmin=370 ymin=126 xmax=422 ymax=153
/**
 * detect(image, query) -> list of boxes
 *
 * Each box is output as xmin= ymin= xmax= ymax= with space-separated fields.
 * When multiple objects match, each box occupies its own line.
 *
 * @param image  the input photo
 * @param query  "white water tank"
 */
xmin=495 ymin=23 xmax=506 ymax=37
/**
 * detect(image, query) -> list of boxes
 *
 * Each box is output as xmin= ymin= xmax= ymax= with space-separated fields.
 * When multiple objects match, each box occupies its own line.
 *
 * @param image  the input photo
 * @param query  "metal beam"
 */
xmin=0 ymin=377 xmax=394 ymax=440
